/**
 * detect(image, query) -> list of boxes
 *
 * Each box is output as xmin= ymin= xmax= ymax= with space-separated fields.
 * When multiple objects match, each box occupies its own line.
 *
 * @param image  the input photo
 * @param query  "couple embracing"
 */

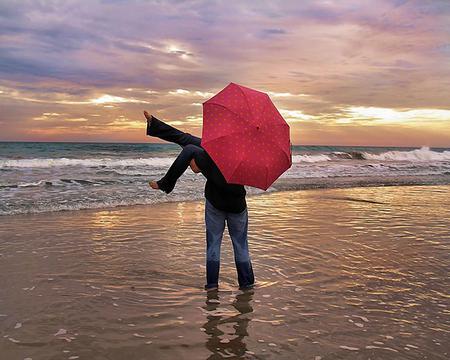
xmin=144 ymin=111 xmax=255 ymax=292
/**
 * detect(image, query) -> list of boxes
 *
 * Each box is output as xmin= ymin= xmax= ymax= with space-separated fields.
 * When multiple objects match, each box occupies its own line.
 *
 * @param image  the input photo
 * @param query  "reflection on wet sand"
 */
xmin=203 ymin=289 xmax=254 ymax=359
xmin=0 ymin=185 xmax=449 ymax=359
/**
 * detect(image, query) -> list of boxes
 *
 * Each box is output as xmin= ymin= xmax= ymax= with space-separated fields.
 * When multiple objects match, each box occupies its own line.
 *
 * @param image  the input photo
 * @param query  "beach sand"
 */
xmin=0 ymin=185 xmax=449 ymax=359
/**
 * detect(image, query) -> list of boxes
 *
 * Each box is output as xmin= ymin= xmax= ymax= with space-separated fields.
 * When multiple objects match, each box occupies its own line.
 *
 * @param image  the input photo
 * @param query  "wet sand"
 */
xmin=0 ymin=185 xmax=449 ymax=359
xmin=273 ymin=174 xmax=450 ymax=191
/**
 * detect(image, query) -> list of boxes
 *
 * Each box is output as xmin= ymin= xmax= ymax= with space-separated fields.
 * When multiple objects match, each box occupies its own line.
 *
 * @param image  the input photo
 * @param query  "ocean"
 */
xmin=1 ymin=142 xmax=450 ymax=216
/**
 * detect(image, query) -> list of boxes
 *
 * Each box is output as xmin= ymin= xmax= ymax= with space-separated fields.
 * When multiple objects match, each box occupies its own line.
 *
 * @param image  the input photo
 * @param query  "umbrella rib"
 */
xmin=201 ymin=128 xmax=245 ymax=147
xmin=236 ymin=85 xmax=254 ymax=122
xmin=261 ymin=98 xmax=289 ymax=130
xmin=260 ymin=130 xmax=292 ymax=168
xmin=227 ymin=150 xmax=245 ymax=184
xmin=265 ymin=164 xmax=271 ymax=190
xmin=204 ymin=101 xmax=245 ymax=123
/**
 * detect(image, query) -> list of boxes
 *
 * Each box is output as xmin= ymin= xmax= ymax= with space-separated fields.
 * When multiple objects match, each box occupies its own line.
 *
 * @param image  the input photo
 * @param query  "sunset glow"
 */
xmin=0 ymin=0 xmax=449 ymax=146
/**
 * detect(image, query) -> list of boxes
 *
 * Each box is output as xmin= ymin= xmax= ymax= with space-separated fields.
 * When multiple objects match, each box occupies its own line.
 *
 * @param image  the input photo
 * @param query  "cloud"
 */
xmin=89 ymin=94 xmax=149 ymax=104
xmin=341 ymin=107 xmax=450 ymax=125
xmin=0 ymin=0 xmax=449 ymax=145
xmin=257 ymin=28 xmax=288 ymax=39
xmin=279 ymin=109 xmax=314 ymax=122
xmin=168 ymin=89 xmax=191 ymax=95
xmin=267 ymin=91 xmax=310 ymax=98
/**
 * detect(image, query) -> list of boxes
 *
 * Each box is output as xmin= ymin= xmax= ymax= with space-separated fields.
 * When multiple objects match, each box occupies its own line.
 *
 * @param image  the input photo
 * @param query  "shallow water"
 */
xmin=0 ymin=186 xmax=449 ymax=359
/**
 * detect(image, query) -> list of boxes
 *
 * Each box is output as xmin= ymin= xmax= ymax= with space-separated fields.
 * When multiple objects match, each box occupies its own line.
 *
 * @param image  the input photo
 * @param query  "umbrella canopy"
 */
xmin=201 ymin=82 xmax=292 ymax=190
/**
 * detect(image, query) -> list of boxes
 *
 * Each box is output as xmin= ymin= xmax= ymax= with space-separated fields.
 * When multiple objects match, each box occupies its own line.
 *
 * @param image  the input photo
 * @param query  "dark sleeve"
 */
xmin=200 ymin=164 xmax=227 ymax=188
xmin=196 ymin=153 xmax=245 ymax=195
xmin=194 ymin=151 xmax=227 ymax=187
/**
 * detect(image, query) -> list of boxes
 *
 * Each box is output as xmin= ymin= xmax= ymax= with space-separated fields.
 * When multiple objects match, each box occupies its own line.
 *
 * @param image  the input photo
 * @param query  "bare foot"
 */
xmin=149 ymin=180 xmax=159 ymax=190
xmin=143 ymin=110 xmax=152 ymax=123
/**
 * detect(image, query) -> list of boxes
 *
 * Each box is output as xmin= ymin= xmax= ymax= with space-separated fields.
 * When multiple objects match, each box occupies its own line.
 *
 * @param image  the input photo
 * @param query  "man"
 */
xmin=144 ymin=111 xmax=255 ymax=292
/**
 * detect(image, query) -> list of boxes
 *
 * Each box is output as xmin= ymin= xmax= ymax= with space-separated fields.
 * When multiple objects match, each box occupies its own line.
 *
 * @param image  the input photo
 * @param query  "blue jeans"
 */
xmin=205 ymin=199 xmax=255 ymax=289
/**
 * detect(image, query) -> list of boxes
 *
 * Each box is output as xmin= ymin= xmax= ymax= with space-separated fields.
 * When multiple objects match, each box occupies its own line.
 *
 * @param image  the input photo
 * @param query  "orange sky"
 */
xmin=0 ymin=0 xmax=449 ymax=146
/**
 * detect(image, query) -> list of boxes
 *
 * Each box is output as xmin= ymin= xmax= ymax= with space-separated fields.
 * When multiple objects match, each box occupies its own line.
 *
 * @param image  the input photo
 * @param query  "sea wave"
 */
xmin=0 ymin=192 xmax=206 ymax=216
xmin=1 ymin=146 xmax=449 ymax=168
xmin=4 ymin=155 xmax=314 ymax=168
xmin=0 ymin=157 xmax=176 ymax=168
xmin=2 ymin=174 xmax=449 ymax=216
xmin=361 ymin=146 xmax=450 ymax=161
xmin=292 ymin=154 xmax=332 ymax=163
xmin=293 ymin=146 xmax=450 ymax=163
xmin=0 ymin=180 xmax=53 ymax=188
xmin=0 ymin=178 xmax=126 ymax=189
xmin=291 ymin=151 xmax=369 ymax=163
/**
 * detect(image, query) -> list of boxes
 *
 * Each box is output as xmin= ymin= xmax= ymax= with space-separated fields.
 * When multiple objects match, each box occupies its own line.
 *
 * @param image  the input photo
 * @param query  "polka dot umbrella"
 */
xmin=201 ymin=82 xmax=292 ymax=190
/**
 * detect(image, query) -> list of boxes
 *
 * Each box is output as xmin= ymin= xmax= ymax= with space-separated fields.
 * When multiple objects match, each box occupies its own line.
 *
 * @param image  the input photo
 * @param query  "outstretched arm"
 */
xmin=144 ymin=111 xmax=201 ymax=148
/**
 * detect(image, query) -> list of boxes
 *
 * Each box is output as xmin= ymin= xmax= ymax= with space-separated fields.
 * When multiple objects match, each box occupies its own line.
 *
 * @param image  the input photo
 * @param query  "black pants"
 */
xmin=147 ymin=116 xmax=204 ymax=193
xmin=147 ymin=116 xmax=202 ymax=148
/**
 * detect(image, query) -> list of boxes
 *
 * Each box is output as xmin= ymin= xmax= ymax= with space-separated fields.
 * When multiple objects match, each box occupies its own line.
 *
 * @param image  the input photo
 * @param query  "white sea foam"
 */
xmin=362 ymin=146 xmax=450 ymax=162
xmin=0 ymin=157 xmax=176 ymax=169
xmin=2 ymin=155 xmax=307 ymax=168
xmin=17 ymin=180 xmax=50 ymax=188
xmin=292 ymin=154 xmax=331 ymax=163
xmin=1 ymin=147 xmax=449 ymax=169
xmin=0 ymin=191 xmax=206 ymax=216
xmin=294 ymin=147 xmax=450 ymax=163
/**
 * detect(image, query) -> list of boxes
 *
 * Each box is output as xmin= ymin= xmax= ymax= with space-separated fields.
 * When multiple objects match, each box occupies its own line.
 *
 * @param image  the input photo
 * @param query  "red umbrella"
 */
xmin=201 ymin=82 xmax=292 ymax=190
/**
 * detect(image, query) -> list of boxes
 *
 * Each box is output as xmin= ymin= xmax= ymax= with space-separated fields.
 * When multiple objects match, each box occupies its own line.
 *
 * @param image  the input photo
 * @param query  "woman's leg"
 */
xmin=157 ymin=144 xmax=204 ymax=193
xmin=147 ymin=115 xmax=201 ymax=148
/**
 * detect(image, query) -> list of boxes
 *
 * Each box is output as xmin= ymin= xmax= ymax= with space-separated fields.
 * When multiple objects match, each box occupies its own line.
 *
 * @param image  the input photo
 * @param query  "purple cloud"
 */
xmin=0 ymin=0 xmax=449 ymax=145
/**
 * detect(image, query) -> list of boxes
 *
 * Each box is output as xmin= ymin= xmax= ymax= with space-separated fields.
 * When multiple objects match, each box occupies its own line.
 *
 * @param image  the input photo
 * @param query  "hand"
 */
xmin=149 ymin=180 xmax=159 ymax=190
xmin=189 ymin=158 xmax=201 ymax=173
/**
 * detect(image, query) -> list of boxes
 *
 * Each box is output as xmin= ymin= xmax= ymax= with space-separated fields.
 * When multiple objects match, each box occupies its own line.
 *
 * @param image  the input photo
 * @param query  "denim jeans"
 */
xmin=205 ymin=199 xmax=255 ymax=289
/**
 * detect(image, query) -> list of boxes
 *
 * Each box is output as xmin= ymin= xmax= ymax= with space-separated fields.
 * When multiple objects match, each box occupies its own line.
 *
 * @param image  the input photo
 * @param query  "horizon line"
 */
xmin=0 ymin=140 xmax=447 ymax=149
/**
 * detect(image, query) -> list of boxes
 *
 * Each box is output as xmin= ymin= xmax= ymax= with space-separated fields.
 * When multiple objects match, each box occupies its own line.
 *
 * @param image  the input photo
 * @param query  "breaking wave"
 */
xmin=0 ymin=157 xmax=176 ymax=169
xmin=0 ymin=178 xmax=130 ymax=189
xmin=361 ymin=146 xmax=450 ymax=161
xmin=292 ymin=154 xmax=331 ymax=163
xmin=293 ymin=146 xmax=450 ymax=163
xmin=1 ymin=147 xmax=449 ymax=169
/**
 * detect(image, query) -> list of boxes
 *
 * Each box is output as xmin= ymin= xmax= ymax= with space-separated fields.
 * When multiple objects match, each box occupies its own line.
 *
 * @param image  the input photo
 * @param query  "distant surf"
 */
xmin=293 ymin=146 xmax=450 ymax=163
xmin=1 ymin=142 xmax=449 ymax=215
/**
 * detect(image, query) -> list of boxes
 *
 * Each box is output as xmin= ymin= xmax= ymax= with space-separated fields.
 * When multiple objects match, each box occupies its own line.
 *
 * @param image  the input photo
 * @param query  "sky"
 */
xmin=0 ymin=0 xmax=449 ymax=146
